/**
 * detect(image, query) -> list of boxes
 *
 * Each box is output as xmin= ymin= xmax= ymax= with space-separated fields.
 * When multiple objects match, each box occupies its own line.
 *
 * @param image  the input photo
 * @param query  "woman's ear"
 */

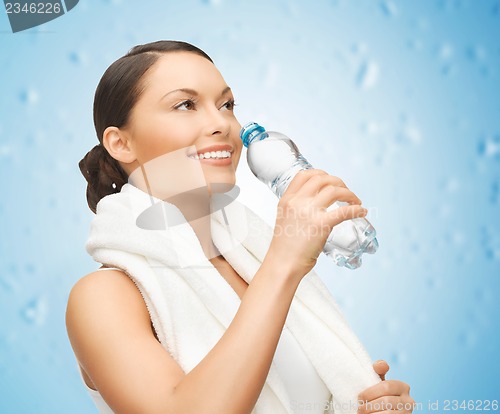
xmin=102 ymin=126 xmax=136 ymax=164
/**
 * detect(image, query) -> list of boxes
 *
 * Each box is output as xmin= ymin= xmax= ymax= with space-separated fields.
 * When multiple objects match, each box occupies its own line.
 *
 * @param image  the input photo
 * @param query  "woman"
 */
xmin=66 ymin=40 xmax=414 ymax=414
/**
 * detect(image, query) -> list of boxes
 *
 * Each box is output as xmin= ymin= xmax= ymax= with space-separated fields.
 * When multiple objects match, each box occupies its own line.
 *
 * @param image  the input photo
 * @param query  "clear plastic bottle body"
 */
xmin=241 ymin=123 xmax=378 ymax=270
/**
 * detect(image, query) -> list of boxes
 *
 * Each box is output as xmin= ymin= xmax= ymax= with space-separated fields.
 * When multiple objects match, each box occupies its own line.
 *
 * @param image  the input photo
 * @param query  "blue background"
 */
xmin=1 ymin=0 xmax=499 ymax=412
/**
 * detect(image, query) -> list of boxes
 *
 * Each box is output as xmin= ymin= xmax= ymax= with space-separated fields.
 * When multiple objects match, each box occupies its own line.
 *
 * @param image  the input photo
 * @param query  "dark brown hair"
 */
xmin=79 ymin=40 xmax=213 ymax=213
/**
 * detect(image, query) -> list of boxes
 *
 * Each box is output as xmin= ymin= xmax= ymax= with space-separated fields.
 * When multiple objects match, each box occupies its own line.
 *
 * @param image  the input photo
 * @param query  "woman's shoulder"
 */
xmin=66 ymin=267 xmax=151 ymax=335
xmin=69 ymin=267 xmax=135 ymax=298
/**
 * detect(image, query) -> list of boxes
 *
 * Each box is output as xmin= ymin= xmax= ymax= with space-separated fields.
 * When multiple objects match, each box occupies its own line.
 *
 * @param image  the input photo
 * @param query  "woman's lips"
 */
xmin=195 ymin=156 xmax=233 ymax=166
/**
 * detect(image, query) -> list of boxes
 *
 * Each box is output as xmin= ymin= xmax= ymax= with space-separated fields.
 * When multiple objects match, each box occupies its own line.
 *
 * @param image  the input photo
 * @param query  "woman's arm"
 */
xmin=67 ymin=169 xmax=367 ymax=414
xmin=171 ymin=254 xmax=301 ymax=413
xmin=67 ymin=258 xmax=301 ymax=414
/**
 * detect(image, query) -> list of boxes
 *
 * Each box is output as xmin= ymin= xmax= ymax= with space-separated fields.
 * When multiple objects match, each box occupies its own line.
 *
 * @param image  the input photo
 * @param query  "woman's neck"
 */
xmin=162 ymin=188 xmax=220 ymax=261
xmin=187 ymin=212 xmax=221 ymax=260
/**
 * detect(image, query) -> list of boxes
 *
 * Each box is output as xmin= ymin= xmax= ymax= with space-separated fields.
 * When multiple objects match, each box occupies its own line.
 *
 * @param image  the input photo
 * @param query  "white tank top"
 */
xmin=78 ymin=267 xmax=332 ymax=413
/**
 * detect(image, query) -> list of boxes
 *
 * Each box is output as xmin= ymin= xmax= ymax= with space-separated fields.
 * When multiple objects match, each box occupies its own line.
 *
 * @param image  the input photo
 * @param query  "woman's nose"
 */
xmin=204 ymin=108 xmax=231 ymax=137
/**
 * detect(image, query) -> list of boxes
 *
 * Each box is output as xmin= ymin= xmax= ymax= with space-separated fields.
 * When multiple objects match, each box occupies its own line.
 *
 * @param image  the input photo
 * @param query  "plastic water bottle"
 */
xmin=240 ymin=122 xmax=378 ymax=270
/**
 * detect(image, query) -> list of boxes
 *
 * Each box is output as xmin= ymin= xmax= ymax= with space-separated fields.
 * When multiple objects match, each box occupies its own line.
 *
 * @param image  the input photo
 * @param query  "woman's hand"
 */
xmin=266 ymin=169 xmax=367 ymax=279
xmin=357 ymin=360 xmax=415 ymax=413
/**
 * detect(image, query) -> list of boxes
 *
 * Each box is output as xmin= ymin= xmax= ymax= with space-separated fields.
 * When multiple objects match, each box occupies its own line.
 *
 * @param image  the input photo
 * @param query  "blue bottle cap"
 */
xmin=240 ymin=122 xmax=266 ymax=148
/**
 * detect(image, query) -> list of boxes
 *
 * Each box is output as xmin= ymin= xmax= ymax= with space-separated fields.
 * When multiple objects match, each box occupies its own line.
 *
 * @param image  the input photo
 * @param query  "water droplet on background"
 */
xmin=474 ymin=288 xmax=492 ymax=304
xmin=490 ymin=180 xmax=499 ymax=204
xmin=47 ymin=341 xmax=64 ymax=367
xmin=466 ymin=45 xmax=487 ymax=62
xmin=477 ymin=134 xmax=500 ymax=160
xmin=409 ymin=240 xmax=420 ymax=253
xmin=493 ymin=2 xmax=500 ymax=15
xmin=0 ymin=274 xmax=19 ymax=293
xmin=441 ymin=63 xmax=455 ymax=76
xmin=0 ymin=145 xmax=12 ymax=160
xmin=407 ymin=38 xmax=424 ymax=51
xmin=415 ymin=17 xmax=430 ymax=32
xmin=286 ymin=2 xmax=300 ymax=17
xmin=68 ymin=50 xmax=89 ymax=65
xmin=480 ymin=227 xmax=500 ymax=261
xmin=351 ymin=42 xmax=368 ymax=55
xmin=444 ymin=231 xmax=465 ymax=247
xmin=395 ymin=115 xmax=422 ymax=146
xmin=389 ymin=350 xmax=407 ymax=365
xmin=397 ymin=124 xmax=422 ymax=145
xmin=20 ymin=296 xmax=48 ymax=327
xmin=438 ymin=0 xmax=465 ymax=12
xmin=425 ymin=275 xmax=443 ymax=290
xmin=0 ymin=332 xmax=18 ymax=373
xmin=361 ymin=120 xmax=381 ymax=135
xmin=19 ymin=89 xmax=39 ymax=105
xmin=380 ymin=0 xmax=398 ymax=17
xmin=201 ymin=0 xmax=223 ymax=6
xmin=457 ymin=331 xmax=477 ymax=348
xmin=47 ymin=197 xmax=58 ymax=209
xmin=356 ymin=60 xmax=379 ymax=90
xmin=480 ymin=65 xmax=491 ymax=77
xmin=440 ymin=177 xmax=461 ymax=193
xmin=437 ymin=42 xmax=454 ymax=60
xmin=25 ymin=262 xmax=36 ymax=274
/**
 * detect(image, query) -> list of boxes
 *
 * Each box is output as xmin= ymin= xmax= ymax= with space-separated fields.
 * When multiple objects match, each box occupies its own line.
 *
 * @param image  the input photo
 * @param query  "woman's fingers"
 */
xmin=357 ymin=380 xmax=415 ymax=414
xmin=359 ymin=395 xmax=417 ymax=414
xmin=327 ymin=204 xmax=367 ymax=227
xmin=285 ymin=169 xmax=326 ymax=195
xmin=358 ymin=380 xmax=410 ymax=402
xmin=373 ymin=360 xmax=390 ymax=381
xmin=358 ymin=395 xmax=405 ymax=413
xmin=270 ymin=168 xmax=367 ymax=276
xmin=316 ymin=184 xmax=362 ymax=208
xmin=299 ymin=173 xmax=352 ymax=198
xmin=285 ymin=169 xmax=347 ymax=196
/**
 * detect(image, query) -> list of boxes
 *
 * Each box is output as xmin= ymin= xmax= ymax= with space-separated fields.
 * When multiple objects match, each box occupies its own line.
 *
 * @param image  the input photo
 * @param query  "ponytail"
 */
xmin=79 ymin=144 xmax=128 ymax=213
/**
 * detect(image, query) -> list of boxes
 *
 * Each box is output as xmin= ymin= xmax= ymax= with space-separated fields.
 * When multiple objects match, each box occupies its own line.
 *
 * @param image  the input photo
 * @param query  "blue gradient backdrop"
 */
xmin=1 ymin=1 xmax=499 ymax=413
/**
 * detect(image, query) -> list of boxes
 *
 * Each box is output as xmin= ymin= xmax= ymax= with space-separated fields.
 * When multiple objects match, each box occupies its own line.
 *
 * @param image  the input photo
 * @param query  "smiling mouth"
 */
xmin=188 ymin=150 xmax=233 ymax=160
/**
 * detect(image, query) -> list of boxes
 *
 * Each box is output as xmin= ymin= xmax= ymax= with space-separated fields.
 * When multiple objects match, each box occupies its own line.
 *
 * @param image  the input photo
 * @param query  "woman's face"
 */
xmin=121 ymin=52 xmax=242 ymax=198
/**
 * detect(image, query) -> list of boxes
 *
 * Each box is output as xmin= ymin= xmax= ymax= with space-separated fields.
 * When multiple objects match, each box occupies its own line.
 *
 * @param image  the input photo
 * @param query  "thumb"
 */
xmin=373 ymin=359 xmax=390 ymax=381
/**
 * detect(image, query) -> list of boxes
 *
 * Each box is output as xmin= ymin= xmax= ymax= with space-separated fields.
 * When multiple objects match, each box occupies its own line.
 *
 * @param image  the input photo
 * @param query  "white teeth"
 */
xmin=189 ymin=150 xmax=232 ymax=160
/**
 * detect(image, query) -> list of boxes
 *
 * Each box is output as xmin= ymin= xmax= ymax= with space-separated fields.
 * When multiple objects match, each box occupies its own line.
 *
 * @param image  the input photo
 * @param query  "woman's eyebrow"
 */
xmin=159 ymin=86 xmax=232 ymax=102
xmin=219 ymin=86 xmax=232 ymax=97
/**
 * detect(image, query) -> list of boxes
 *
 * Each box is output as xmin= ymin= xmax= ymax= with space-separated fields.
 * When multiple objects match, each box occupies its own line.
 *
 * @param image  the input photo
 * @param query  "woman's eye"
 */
xmin=221 ymin=99 xmax=236 ymax=111
xmin=175 ymin=99 xmax=196 ymax=111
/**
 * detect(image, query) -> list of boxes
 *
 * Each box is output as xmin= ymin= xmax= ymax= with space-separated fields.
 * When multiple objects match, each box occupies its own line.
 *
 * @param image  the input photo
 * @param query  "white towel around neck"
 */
xmin=85 ymin=183 xmax=380 ymax=414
